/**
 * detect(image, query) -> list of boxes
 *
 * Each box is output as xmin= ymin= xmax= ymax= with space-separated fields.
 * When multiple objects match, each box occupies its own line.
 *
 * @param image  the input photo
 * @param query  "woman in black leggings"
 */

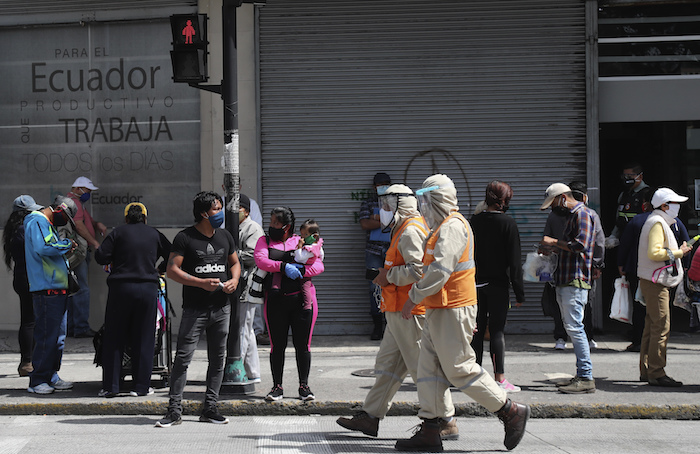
xmin=254 ymin=207 xmax=324 ymax=402
xmin=470 ymin=181 xmax=525 ymax=393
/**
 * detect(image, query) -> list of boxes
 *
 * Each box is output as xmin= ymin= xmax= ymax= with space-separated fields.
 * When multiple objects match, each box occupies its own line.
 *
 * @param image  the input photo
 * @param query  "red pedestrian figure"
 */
xmin=182 ymin=19 xmax=195 ymax=44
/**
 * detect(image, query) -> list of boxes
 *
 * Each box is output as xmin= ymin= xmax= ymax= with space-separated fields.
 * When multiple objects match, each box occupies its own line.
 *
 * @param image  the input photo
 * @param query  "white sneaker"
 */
xmin=555 ymin=339 xmax=566 ymax=350
xmin=130 ymin=387 xmax=155 ymax=397
xmin=497 ymin=379 xmax=521 ymax=393
xmin=589 ymin=339 xmax=598 ymax=349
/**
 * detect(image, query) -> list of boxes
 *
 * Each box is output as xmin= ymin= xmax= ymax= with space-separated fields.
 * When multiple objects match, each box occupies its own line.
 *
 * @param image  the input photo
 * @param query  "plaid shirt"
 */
xmin=555 ymin=202 xmax=595 ymax=287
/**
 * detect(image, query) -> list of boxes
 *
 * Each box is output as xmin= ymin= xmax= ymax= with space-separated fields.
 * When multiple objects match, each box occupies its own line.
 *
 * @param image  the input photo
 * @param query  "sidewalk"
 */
xmin=1 ymin=330 xmax=700 ymax=418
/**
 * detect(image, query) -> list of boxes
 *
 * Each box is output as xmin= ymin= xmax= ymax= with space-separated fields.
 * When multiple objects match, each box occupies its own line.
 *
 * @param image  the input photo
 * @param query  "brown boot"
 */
xmin=438 ymin=417 xmax=459 ymax=440
xmin=395 ymin=419 xmax=443 ymax=452
xmin=496 ymin=399 xmax=530 ymax=450
xmin=336 ymin=411 xmax=379 ymax=437
xmin=18 ymin=362 xmax=33 ymax=377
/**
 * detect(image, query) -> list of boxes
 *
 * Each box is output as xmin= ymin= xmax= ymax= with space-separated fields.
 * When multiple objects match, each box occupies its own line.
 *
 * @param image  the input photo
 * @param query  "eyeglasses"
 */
xmin=621 ymin=173 xmax=639 ymax=180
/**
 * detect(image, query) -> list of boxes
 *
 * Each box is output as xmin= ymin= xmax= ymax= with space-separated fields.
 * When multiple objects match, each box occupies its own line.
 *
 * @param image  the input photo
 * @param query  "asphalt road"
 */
xmin=2 ymin=415 xmax=699 ymax=454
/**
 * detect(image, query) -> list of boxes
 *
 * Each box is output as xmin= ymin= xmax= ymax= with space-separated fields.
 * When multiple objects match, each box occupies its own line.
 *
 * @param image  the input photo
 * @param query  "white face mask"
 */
xmin=379 ymin=208 xmax=395 ymax=228
xmin=665 ymin=203 xmax=680 ymax=219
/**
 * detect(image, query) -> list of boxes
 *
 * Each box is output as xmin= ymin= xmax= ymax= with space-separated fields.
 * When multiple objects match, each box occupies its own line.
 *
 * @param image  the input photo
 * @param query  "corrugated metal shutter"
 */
xmin=0 ymin=0 xmax=197 ymax=25
xmin=258 ymin=0 xmax=587 ymax=334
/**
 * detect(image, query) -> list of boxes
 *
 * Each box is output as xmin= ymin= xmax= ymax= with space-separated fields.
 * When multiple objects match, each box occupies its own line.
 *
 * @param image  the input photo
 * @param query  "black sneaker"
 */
xmin=155 ymin=412 xmax=182 ymax=428
xmin=265 ymin=384 xmax=284 ymax=402
xmin=199 ymin=408 xmax=229 ymax=424
xmin=299 ymin=384 xmax=315 ymax=401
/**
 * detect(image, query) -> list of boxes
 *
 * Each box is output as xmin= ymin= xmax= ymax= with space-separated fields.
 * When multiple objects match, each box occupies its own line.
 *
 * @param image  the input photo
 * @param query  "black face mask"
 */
xmin=53 ymin=210 xmax=69 ymax=227
xmin=552 ymin=206 xmax=569 ymax=216
xmin=623 ymin=179 xmax=636 ymax=188
xmin=268 ymin=226 xmax=285 ymax=242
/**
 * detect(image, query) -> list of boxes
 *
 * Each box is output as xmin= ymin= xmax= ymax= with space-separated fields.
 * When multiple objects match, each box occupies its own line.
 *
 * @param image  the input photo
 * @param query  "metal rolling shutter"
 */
xmin=258 ymin=0 xmax=587 ymax=334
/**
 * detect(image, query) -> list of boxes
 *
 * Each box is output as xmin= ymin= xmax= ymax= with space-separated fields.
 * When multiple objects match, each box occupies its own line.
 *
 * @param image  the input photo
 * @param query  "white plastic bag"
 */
xmin=523 ymin=251 xmax=557 ymax=283
xmin=673 ymin=281 xmax=692 ymax=313
xmin=609 ymin=276 xmax=632 ymax=324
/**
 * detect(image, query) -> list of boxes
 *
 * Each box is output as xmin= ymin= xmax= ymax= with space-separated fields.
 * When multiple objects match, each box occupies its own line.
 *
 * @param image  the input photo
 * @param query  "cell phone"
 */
xmin=365 ymin=268 xmax=380 ymax=280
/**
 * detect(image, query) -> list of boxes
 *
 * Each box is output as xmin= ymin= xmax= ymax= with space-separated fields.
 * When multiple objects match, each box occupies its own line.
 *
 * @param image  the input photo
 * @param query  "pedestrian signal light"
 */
xmin=169 ymin=14 xmax=208 ymax=83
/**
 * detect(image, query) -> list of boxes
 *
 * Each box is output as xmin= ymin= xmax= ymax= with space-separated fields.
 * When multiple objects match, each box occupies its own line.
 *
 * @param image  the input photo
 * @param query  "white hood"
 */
xmin=421 ymin=174 xmax=458 ymax=228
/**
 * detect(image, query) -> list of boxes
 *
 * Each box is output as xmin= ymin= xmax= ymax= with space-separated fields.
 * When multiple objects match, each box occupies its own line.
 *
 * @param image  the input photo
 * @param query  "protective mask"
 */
xmin=79 ymin=191 xmax=91 ymax=203
xmin=376 ymin=185 xmax=389 ymax=196
xmin=303 ymin=234 xmax=317 ymax=245
xmin=379 ymin=209 xmax=395 ymax=229
xmin=205 ymin=210 xmax=225 ymax=228
xmin=238 ymin=211 xmax=246 ymax=223
xmin=666 ymin=203 xmax=680 ymax=219
xmin=268 ymin=226 xmax=286 ymax=242
xmin=622 ymin=175 xmax=638 ymax=188
xmin=53 ymin=210 xmax=69 ymax=227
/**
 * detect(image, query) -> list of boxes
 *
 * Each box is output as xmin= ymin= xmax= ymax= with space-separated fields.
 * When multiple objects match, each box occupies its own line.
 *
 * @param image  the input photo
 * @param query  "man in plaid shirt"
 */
xmin=540 ymin=183 xmax=597 ymax=394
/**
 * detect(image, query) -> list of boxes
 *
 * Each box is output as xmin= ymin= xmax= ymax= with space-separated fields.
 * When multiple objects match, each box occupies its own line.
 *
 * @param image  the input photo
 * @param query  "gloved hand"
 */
xmin=284 ymin=263 xmax=303 ymax=280
xmin=604 ymin=236 xmax=620 ymax=249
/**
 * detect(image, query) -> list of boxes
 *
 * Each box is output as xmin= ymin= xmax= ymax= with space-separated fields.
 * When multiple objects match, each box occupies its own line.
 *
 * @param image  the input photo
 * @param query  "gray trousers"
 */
xmin=239 ymin=301 xmax=261 ymax=379
xmin=168 ymin=304 xmax=230 ymax=415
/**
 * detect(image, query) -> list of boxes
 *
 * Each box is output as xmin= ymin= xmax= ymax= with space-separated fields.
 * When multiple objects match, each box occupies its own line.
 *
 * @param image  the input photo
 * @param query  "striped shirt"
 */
xmin=555 ymin=202 xmax=595 ymax=287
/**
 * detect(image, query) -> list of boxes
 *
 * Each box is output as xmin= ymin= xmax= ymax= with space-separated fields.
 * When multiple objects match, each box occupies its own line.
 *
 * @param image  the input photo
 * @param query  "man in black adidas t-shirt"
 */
xmin=156 ymin=191 xmax=241 ymax=428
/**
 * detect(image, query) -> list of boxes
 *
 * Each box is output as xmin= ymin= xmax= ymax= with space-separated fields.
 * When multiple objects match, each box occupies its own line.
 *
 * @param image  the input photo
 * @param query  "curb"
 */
xmin=1 ymin=401 xmax=699 ymax=420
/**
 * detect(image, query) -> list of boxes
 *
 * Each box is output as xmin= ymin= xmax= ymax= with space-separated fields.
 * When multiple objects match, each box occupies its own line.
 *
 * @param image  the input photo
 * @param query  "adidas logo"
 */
xmin=194 ymin=264 xmax=226 ymax=274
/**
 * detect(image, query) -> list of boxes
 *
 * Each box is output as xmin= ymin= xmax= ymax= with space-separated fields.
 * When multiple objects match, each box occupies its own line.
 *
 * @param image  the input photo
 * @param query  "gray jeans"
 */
xmin=168 ymin=304 xmax=231 ymax=414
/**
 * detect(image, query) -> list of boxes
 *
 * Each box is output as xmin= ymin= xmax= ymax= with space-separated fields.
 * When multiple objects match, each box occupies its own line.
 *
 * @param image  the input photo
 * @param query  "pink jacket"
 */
xmin=254 ymin=235 xmax=325 ymax=300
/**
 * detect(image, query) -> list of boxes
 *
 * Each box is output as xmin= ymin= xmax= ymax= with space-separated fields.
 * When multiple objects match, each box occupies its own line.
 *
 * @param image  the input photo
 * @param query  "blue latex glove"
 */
xmin=284 ymin=263 xmax=303 ymax=280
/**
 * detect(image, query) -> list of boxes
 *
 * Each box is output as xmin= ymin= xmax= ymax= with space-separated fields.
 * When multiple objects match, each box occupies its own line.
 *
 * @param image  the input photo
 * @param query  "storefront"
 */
xmin=0 ymin=1 xmax=598 ymax=335
xmin=598 ymin=1 xmax=700 ymax=330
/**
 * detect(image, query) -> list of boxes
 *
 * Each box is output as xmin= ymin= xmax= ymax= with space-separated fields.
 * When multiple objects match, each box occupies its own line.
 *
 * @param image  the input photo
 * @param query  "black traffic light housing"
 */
xmin=169 ymin=14 xmax=208 ymax=83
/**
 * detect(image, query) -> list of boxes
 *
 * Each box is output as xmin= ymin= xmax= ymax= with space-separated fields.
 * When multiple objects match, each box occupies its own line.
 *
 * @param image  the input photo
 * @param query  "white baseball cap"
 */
xmin=540 ymin=183 xmax=571 ymax=210
xmin=651 ymin=187 xmax=688 ymax=209
xmin=72 ymin=176 xmax=99 ymax=190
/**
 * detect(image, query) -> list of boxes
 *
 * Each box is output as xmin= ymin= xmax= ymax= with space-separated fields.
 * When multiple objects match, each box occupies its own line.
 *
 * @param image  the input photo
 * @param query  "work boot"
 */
xmin=336 ymin=411 xmax=379 ymax=437
xmin=496 ymin=399 xmax=530 ymax=450
xmin=395 ymin=419 xmax=443 ymax=452
xmin=438 ymin=417 xmax=459 ymax=440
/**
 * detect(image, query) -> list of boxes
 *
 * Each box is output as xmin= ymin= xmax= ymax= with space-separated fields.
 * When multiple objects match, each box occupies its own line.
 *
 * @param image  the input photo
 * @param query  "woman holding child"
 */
xmin=254 ymin=206 xmax=324 ymax=402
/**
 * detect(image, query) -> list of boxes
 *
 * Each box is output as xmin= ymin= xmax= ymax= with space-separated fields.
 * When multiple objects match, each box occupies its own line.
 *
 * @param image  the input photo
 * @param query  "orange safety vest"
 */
xmin=380 ymin=217 xmax=428 ymax=315
xmin=421 ymin=212 xmax=477 ymax=309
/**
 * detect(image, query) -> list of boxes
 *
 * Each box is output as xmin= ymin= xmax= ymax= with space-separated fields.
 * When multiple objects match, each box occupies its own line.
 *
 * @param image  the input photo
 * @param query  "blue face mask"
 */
xmin=79 ymin=192 xmax=91 ymax=203
xmin=207 ymin=210 xmax=225 ymax=228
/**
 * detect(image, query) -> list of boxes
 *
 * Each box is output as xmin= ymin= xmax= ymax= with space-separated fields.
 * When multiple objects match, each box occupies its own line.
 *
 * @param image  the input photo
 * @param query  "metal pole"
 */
xmin=221 ymin=0 xmax=254 ymax=394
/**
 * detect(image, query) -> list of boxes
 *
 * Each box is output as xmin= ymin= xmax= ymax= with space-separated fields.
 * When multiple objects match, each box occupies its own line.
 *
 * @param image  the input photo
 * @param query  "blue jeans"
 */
xmin=366 ymin=250 xmax=386 ymax=316
xmin=67 ymin=258 xmax=91 ymax=335
xmin=30 ymin=292 xmax=68 ymax=387
xmin=168 ymin=304 xmax=231 ymax=415
xmin=555 ymin=285 xmax=592 ymax=379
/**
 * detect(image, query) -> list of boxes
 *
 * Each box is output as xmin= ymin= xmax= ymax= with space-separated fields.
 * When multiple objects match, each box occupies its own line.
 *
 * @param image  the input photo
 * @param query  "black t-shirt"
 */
xmin=171 ymin=226 xmax=235 ymax=309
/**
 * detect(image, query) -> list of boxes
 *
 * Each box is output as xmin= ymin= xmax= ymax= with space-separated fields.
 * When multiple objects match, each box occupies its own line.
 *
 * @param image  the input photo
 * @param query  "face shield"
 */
xmin=416 ymin=181 xmax=455 ymax=228
xmin=378 ymin=190 xmax=415 ymax=232
xmin=416 ymin=185 xmax=439 ymax=227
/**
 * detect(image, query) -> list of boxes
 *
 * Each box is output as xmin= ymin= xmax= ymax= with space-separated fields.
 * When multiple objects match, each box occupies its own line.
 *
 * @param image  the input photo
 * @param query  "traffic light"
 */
xmin=169 ymin=14 xmax=208 ymax=83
